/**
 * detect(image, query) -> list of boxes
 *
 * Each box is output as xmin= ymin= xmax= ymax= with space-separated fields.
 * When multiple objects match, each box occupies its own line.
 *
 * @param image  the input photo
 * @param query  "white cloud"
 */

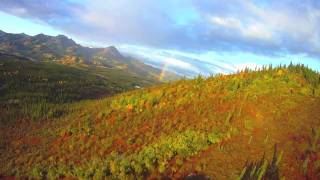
xmin=2 ymin=0 xmax=320 ymax=60
xmin=232 ymin=63 xmax=262 ymax=72
xmin=200 ymin=0 xmax=320 ymax=56
xmin=210 ymin=17 xmax=241 ymax=29
xmin=243 ymin=24 xmax=273 ymax=41
xmin=9 ymin=7 xmax=27 ymax=16
xmin=163 ymin=57 xmax=194 ymax=69
xmin=210 ymin=16 xmax=273 ymax=42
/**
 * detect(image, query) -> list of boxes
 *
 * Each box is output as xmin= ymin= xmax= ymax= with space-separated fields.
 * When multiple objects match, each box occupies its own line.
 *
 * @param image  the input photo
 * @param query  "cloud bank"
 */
xmin=0 ymin=0 xmax=320 ymax=68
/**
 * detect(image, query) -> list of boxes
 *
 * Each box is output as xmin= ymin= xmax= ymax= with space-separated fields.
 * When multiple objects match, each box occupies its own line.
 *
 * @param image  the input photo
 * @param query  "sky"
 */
xmin=0 ymin=0 xmax=319 ymax=76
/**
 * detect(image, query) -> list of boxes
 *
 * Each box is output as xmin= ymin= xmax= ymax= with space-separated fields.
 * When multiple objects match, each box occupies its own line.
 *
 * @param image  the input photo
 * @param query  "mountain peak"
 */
xmin=107 ymin=45 xmax=118 ymax=51
xmin=33 ymin=34 xmax=76 ymax=46
xmin=56 ymin=34 xmax=70 ymax=40
xmin=0 ymin=30 xmax=6 ymax=36
xmin=34 ymin=33 xmax=50 ymax=40
xmin=55 ymin=34 xmax=77 ymax=47
xmin=100 ymin=46 xmax=123 ymax=59
xmin=35 ymin=33 xmax=46 ymax=37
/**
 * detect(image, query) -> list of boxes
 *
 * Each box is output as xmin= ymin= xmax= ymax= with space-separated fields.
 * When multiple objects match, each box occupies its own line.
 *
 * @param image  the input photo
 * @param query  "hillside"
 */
xmin=1 ymin=64 xmax=320 ymax=179
xmin=0 ymin=53 xmax=160 ymax=122
xmin=0 ymin=30 xmax=179 ymax=81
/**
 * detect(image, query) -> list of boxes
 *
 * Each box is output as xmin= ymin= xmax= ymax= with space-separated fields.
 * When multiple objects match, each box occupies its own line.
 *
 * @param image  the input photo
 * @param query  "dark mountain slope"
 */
xmin=0 ymin=54 xmax=160 ymax=122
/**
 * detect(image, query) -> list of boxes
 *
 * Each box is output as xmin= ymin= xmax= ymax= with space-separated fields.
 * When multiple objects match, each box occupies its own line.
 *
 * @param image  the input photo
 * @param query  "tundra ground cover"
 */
xmin=0 ymin=64 xmax=320 ymax=179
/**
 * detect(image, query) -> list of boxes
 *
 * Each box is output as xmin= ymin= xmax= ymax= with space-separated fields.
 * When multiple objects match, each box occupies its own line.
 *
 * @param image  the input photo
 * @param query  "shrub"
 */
xmin=239 ymin=145 xmax=282 ymax=180
xmin=100 ymin=129 xmax=230 ymax=178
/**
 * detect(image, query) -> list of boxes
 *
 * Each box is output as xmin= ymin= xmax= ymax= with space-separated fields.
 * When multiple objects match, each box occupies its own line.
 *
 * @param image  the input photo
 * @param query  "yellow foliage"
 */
xmin=277 ymin=69 xmax=284 ymax=76
xmin=126 ymin=104 xmax=133 ymax=111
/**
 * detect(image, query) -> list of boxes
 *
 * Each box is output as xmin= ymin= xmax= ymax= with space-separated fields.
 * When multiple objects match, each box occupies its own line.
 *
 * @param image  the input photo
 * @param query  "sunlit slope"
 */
xmin=1 ymin=65 xmax=320 ymax=179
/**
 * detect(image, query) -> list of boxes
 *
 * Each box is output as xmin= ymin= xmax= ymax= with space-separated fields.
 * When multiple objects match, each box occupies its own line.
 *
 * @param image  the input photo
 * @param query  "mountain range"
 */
xmin=0 ymin=30 xmax=179 ymax=81
xmin=0 ymin=30 xmax=180 ymax=122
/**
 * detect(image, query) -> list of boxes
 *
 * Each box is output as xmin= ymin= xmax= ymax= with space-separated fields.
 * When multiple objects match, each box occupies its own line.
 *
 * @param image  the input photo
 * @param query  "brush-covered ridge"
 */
xmin=0 ymin=64 xmax=320 ymax=179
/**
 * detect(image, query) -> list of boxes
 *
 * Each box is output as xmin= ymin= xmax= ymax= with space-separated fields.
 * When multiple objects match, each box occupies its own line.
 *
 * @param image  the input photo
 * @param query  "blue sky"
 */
xmin=0 ymin=0 xmax=319 ymax=76
xmin=0 ymin=11 xmax=61 ymax=36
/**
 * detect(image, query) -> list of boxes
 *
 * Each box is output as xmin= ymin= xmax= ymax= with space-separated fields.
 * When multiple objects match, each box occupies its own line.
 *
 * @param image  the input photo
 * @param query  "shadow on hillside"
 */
xmin=239 ymin=144 xmax=281 ymax=180
xmin=183 ymin=173 xmax=210 ymax=180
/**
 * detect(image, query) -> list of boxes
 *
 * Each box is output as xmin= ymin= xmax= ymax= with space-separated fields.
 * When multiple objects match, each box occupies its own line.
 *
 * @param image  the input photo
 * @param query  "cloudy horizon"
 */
xmin=0 ymin=0 xmax=319 ymax=76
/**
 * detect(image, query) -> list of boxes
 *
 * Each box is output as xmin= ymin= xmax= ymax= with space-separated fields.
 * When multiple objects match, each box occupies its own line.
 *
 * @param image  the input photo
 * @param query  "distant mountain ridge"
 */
xmin=0 ymin=30 xmax=179 ymax=81
xmin=0 ymin=51 xmax=31 ymax=61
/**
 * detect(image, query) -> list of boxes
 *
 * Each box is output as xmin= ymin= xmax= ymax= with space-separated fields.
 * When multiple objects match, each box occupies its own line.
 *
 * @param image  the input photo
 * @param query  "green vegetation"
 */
xmin=27 ymin=130 xmax=229 ymax=179
xmin=0 ymin=58 xmax=159 ymax=122
xmin=0 ymin=64 xmax=320 ymax=179
xmin=0 ymin=30 xmax=180 ymax=122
